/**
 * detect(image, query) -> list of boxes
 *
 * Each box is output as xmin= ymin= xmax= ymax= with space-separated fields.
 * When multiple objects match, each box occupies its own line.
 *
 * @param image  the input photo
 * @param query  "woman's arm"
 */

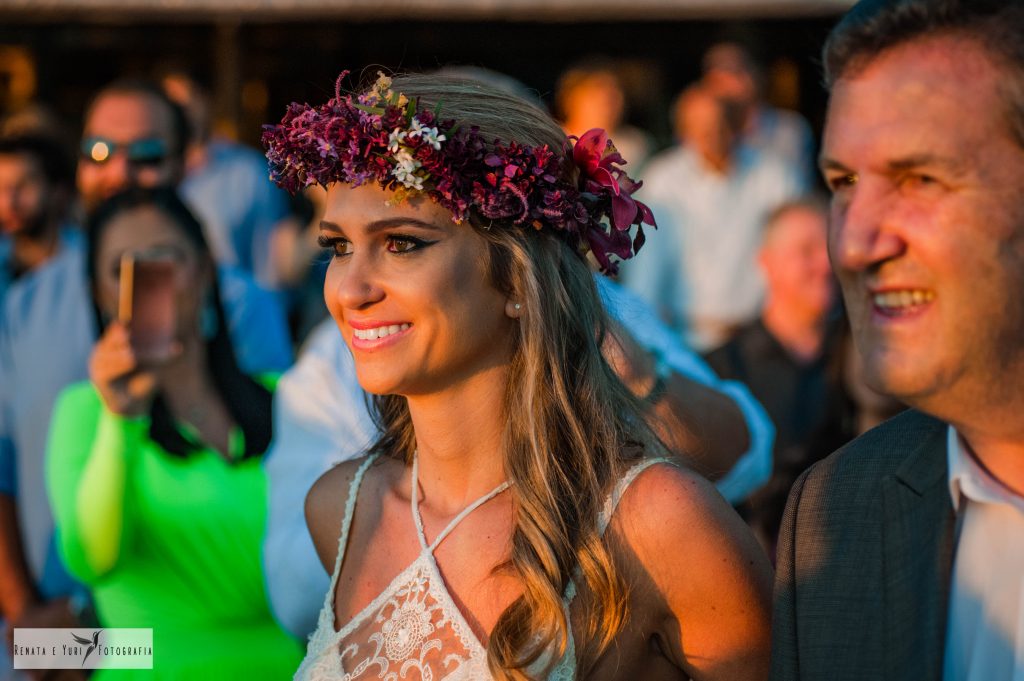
xmin=46 ymin=323 xmax=158 ymax=582
xmin=46 ymin=385 xmax=146 ymax=581
xmin=613 ymin=464 xmax=773 ymax=681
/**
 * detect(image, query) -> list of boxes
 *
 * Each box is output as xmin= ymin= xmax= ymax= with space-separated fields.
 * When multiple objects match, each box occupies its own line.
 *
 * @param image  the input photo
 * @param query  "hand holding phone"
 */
xmin=119 ymin=252 xmax=179 ymax=364
xmin=89 ymin=321 xmax=159 ymax=417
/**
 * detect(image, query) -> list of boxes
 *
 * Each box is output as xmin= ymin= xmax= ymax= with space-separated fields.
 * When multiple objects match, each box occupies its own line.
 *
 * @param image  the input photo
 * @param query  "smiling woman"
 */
xmin=265 ymin=71 xmax=771 ymax=681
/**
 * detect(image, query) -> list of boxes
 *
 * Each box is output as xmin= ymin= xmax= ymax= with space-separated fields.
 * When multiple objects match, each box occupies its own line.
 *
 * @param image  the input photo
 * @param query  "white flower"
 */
xmin=408 ymin=117 xmax=446 ymax=151
xmin=391 ymin=150 xmax=425 ymax=190
xmin=408 ymin=117 xmax=426 ymax=138
xmin=388 ymin=128 xmax=408 ymax=153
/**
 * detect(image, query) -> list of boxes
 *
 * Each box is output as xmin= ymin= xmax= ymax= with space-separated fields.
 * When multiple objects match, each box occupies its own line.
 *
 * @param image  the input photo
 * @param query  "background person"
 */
xmin=0 ymin=80 xmax=293 ymax=652
xmin=555 ymin=59 xmax=655 ymax=174
xmin=0 ymin=134 xmax=91 ymax=660
xmin=46 ymin=187 xmax=303 ymax=679
xmin=701 ymin=41 xmax=816 ymax=184
xmin=623 ymin=83 xmax=804 ymax=351
xmin=161 ymin=70 xmax=294 ymax=293
xmin=704 ymin=197 xmax=844 ymax=556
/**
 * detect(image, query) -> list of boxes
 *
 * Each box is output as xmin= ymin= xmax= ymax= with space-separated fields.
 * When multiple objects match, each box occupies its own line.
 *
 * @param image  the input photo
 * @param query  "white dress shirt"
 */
xmin=944 ymin=426 xmax=1024 ymax=681
xmin=621 ymin=144 xmax=804 ymax=351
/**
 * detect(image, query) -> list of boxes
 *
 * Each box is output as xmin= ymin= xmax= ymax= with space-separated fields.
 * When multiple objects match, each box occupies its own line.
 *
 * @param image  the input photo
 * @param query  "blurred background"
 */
xmin=0 ymin=0 xmax=850 ymax=155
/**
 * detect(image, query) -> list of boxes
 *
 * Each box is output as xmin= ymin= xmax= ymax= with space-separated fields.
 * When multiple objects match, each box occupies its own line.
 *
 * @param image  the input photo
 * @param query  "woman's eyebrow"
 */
xmin=365 ymin=217 xmax=445 ymax=233
xmin=319 ymin=217 xmax=445 ymax=234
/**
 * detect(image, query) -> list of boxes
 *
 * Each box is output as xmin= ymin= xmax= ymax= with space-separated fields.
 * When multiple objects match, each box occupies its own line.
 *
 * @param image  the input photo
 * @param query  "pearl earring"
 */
xmin=514 ymin=303 xmax=521 ymax=311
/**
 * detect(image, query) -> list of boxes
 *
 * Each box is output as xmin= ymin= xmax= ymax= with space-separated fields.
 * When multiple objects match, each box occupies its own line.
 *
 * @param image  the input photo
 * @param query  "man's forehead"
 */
xmin=85 ymin=91 xmax=172 ymax=140
xmin=821 ymin=37 xmax=1005 ymax=167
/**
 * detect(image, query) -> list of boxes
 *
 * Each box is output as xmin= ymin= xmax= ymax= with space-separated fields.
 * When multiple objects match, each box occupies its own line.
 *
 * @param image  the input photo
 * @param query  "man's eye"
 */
xmin=316 ymin=234 xmax=351 ymax=257
xmin=903 ymin=173 xmax=938 ymax=189
xmin=828 ymin=173 xmax=858 ymax=192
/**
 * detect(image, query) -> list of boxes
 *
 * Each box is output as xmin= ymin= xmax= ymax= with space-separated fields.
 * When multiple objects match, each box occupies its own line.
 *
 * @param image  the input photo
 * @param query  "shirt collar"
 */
xmin=947 ymin=425 xmax=1024 ymax=514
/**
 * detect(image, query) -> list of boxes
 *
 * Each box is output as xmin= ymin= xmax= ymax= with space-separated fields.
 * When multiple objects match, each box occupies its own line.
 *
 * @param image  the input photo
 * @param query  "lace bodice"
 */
xmin=295 ymin=454 xmax=668 ymax=681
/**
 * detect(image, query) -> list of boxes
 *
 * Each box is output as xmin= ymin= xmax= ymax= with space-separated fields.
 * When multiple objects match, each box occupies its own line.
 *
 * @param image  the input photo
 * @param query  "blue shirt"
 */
xmin=180 ymin=141 xmax=291 ymax=289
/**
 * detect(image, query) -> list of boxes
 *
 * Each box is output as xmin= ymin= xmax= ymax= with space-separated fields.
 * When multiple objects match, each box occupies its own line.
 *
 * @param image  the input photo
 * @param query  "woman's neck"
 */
xmin=406 ymin=363 xmax=509 ymax=515
xmin=156 ymin=336 xmax=234 ymax=455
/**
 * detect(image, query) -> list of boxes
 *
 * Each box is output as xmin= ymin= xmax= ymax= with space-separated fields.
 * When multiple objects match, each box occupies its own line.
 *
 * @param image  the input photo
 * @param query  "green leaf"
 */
xmin=351 ymin=103 xmax=385 ymax=115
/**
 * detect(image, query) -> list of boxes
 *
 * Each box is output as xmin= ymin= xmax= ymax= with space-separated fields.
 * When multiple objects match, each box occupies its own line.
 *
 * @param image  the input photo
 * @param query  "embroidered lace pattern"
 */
xmin=295 ymin=455 xmax=670 ymax=681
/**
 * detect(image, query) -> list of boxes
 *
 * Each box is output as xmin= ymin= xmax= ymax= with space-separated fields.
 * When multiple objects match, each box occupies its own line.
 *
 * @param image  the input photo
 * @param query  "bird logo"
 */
xmin=70 ymin=630 xmax=102 ymax=667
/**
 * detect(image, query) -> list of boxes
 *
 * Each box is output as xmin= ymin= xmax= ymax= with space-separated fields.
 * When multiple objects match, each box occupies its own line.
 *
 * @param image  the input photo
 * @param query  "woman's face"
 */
xmin=321 ymin=182 xmax=517 ymax=397
xmin=94 ymin=205 xmax=208 ymax=340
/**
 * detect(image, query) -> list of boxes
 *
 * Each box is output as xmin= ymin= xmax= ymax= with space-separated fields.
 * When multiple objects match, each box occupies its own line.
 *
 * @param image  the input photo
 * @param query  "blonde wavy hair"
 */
xmin=365 ymin=72 xmax=662 ymax=679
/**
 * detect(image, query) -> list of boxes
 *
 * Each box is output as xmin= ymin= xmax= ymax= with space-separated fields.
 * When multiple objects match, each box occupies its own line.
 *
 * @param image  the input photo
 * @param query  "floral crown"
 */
xmin=262 ymin=72 xmax=655 ymax=274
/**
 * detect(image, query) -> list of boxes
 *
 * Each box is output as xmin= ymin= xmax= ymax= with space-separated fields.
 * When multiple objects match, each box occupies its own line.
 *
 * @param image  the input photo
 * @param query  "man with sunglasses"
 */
xmin=77 ymin=81 xmax=185 ymax=215
xmin=75 ymin=79 xmax=292 ymax=373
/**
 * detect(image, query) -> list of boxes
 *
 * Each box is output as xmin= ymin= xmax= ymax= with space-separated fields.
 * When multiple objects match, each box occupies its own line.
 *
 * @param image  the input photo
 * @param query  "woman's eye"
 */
xmin=316 ymin=234 xmax=352 ymax=258
xmin=386 ymin=235 xmax=433 ymax=254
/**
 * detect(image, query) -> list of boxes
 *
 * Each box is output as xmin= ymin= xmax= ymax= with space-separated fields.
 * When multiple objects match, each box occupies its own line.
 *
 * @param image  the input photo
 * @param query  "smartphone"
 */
xmin=119 ymin=252 xmax=179 ymax=364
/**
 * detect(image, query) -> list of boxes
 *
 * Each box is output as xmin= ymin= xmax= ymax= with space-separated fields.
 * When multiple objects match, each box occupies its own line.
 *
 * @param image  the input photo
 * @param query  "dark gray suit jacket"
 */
xmin=770 ymin=410 xmax=956 ymax=681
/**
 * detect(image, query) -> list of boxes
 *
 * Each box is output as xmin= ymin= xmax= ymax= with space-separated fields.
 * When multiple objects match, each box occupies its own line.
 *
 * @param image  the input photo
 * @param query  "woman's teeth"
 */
xmin=353 ymin=323 xmax=410 ymax=341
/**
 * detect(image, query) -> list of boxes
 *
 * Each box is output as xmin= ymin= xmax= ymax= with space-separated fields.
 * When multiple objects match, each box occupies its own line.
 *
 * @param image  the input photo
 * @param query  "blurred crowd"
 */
xmin=0 ymin=41 xmax=901 ymax=679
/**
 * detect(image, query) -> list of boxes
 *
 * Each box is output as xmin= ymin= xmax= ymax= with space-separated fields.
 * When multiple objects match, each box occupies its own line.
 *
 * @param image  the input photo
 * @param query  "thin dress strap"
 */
xmin=597 ymin=456 xmax=673 ymax=537
xmin=562 ymin=457 xmax=674 ymax=604
xmin=322 ymin=453 xmax=380 ymax=611
xmin=546 ymin=457 xmax=674 ymax=680
xmin=411 ymin=451 xmax=511 ymax=553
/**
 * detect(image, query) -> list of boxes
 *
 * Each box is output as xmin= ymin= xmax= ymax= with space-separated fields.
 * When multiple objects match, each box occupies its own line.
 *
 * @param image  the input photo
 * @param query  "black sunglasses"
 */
xmin=80 ymin=137 xmax=170 ymax=167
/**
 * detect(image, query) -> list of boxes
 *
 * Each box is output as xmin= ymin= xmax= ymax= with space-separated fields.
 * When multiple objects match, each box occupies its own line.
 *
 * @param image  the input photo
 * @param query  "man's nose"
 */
xmin=830 ymin=182 xmax=906 ymax=273
xmin=101 ymin=152 xmax=135 ymax=193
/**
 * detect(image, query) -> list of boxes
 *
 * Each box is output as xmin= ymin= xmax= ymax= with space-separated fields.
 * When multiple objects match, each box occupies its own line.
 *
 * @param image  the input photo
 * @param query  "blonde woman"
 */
xmin=264 ymin=72 xmax=771 ymax=681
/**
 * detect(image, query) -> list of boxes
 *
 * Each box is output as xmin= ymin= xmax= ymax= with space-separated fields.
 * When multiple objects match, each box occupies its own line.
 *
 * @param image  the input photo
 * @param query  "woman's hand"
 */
xmin=88 ymin=322 xmax=162 ymax=417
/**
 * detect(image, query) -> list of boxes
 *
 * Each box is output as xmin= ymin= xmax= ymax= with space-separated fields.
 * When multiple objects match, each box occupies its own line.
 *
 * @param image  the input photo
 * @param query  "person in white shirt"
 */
xmin=623 ymin=84 xmax=804 ymax=351
xmin=771 ymin=1 xmax=1024 ymax=680
xmin=701 ymin=41 xmax=817 ymax=186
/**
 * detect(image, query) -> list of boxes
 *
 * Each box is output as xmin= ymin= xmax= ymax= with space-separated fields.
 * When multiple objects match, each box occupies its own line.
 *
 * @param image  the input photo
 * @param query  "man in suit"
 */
xmin=771 ymin=1 xmax=1024 ymax=680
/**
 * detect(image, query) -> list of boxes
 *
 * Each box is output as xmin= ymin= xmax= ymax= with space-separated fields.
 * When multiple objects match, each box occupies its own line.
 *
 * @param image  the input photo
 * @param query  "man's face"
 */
xmin=760 ymin=206 xmax=834 ymax=323
xmin=77 ymin=91 xmax=182 ymax=213
xmin=822 ymin=36 xmax=1024 ymax=422
xmin=0 ymin=152 xmax=50 ymax=238
xmin=678 ymin=90 xmax=734 ymax=167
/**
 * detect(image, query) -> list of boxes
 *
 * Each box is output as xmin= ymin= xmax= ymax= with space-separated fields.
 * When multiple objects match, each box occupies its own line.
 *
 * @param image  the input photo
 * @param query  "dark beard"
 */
xmin=1 ymin=207 xmax=51 ymax=241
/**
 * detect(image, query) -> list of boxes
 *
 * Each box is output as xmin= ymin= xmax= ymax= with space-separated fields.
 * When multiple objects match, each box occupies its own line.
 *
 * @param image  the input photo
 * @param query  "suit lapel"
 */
xmin=881 ymin=418 xmax=955 ymax=681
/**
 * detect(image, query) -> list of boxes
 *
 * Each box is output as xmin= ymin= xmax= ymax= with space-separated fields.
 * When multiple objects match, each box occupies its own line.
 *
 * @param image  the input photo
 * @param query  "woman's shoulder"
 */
xmin=609 ymin=459 xmax=725 ymax=541
xmin=52 ymin=380 xmax=104 ymax=424
xmin=304 ymin=453 xmax=398 ymax=571
xmin=56 ymin=380 xmax=102 ymax=406
xmin=607 ymin=459 xmax=772 ymax=675
xmin=607 ymin=458 xmax=770 ymax=601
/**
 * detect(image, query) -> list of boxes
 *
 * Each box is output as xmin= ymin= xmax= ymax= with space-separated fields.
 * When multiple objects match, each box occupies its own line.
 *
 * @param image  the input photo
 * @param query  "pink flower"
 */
xmin=572 ymin=128 xmax=656 ymax=233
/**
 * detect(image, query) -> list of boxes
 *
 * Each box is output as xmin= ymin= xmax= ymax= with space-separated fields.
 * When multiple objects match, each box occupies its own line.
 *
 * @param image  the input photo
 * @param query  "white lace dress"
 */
xmin=295 ymin=454 xmax=668 ymax=681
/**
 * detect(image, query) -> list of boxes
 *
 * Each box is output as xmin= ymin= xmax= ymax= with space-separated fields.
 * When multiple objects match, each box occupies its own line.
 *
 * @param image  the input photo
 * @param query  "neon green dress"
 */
xmin=46 ymin=380 xmax=303 ymax=679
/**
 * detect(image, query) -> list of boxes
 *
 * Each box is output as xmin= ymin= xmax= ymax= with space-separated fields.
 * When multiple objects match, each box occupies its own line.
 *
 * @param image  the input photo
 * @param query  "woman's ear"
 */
xmin=505 ymin=300 xmax=523 ymax=319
